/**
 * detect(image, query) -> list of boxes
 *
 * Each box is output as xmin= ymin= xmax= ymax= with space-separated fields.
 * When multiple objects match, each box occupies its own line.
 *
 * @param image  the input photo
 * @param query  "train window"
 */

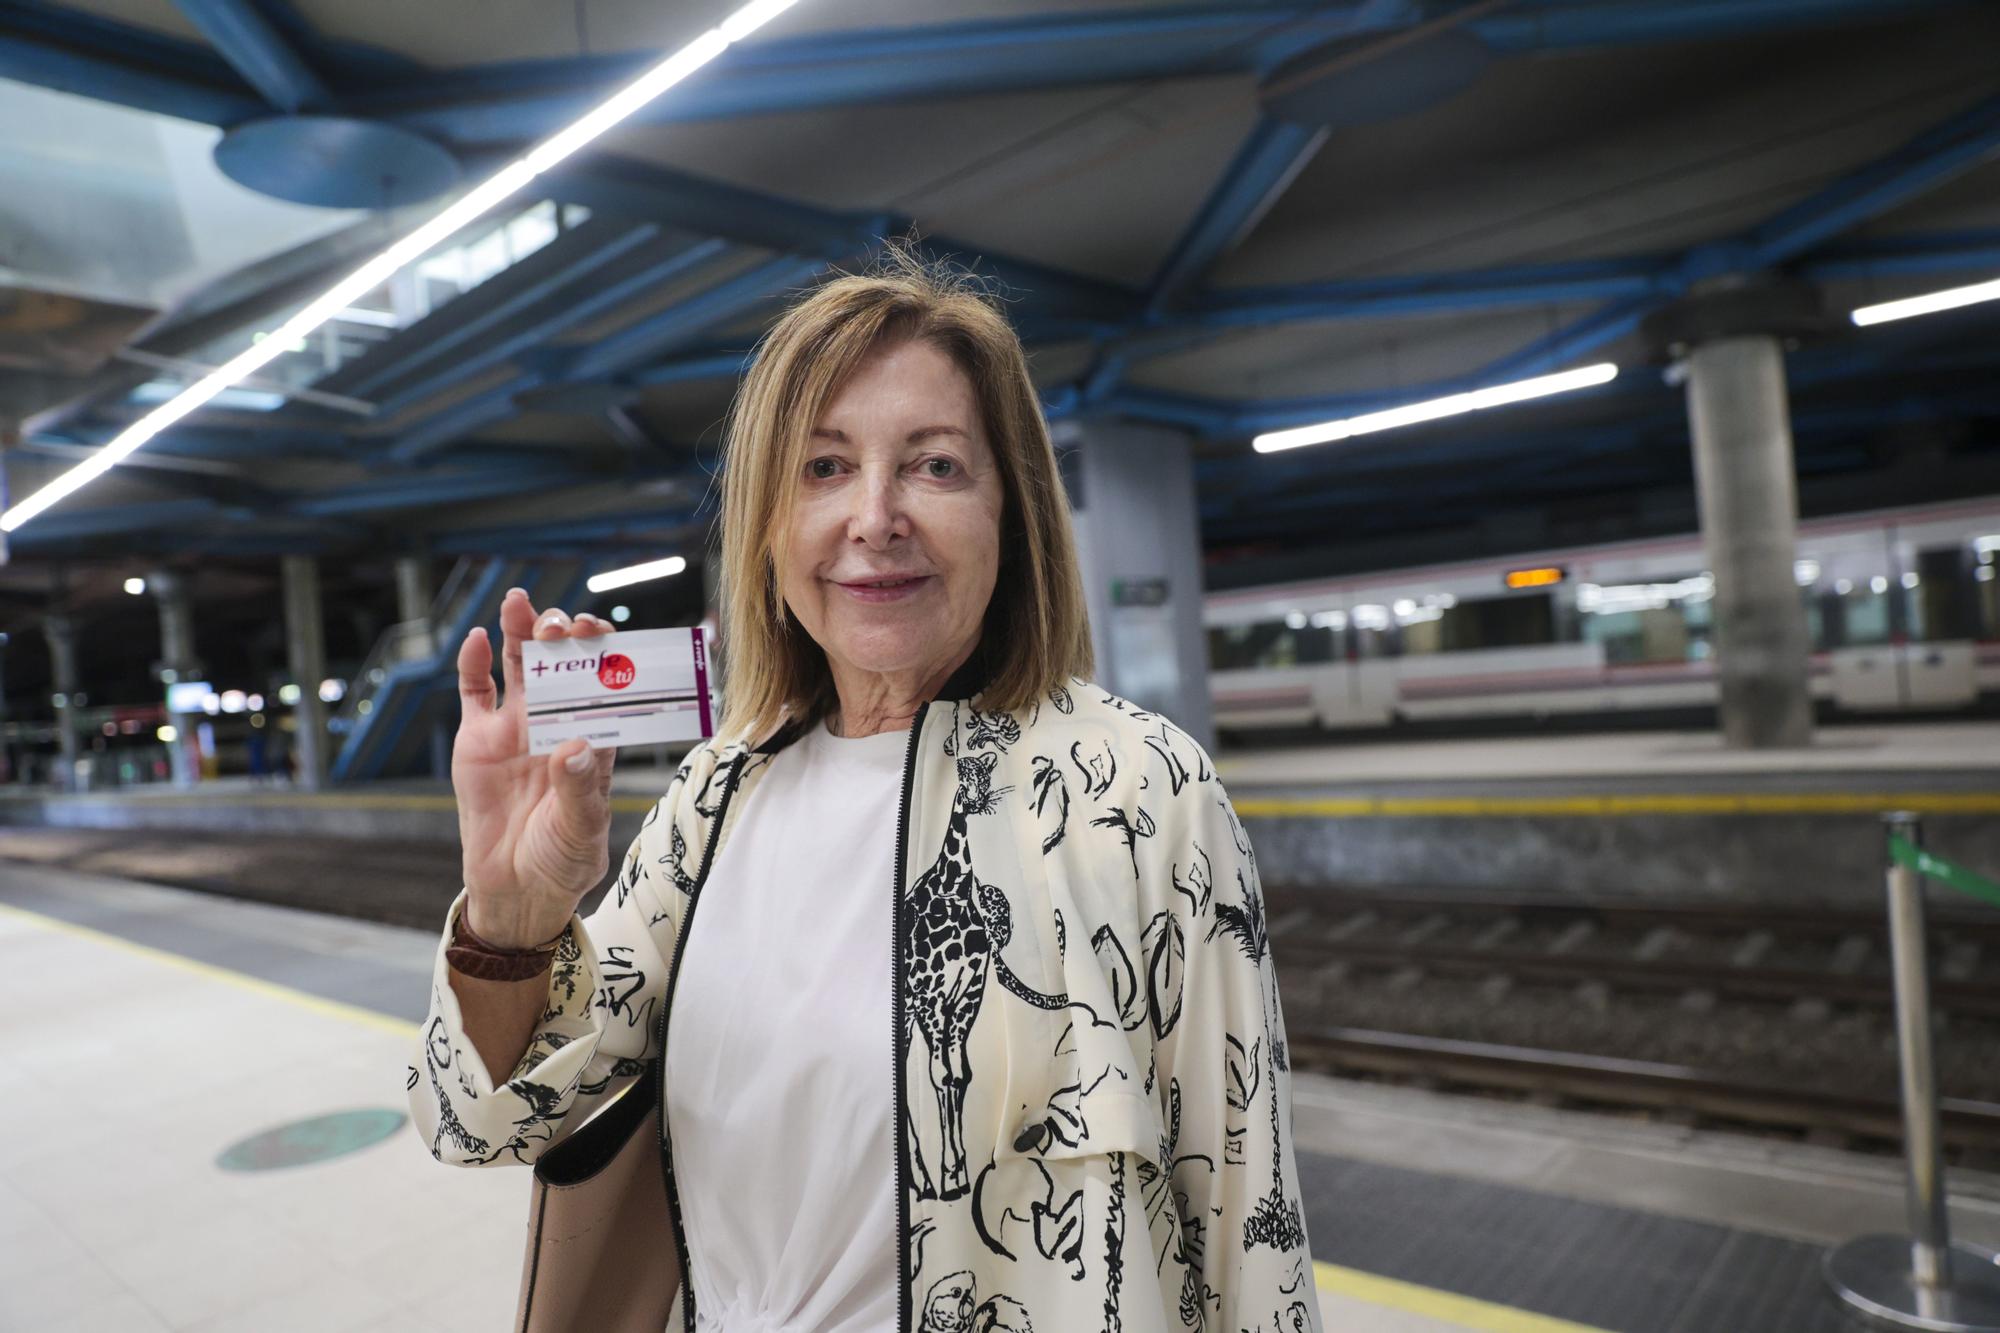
xmin=1207 ymin=620 xmax=1340 ymax=670
xmin=1438 ymin=593 xmax=1555 ymax=652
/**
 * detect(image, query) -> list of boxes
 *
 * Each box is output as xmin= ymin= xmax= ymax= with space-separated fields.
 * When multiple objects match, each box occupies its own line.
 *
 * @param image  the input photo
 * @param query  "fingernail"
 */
xmin=565 ymin=748 xmax=593 ymax=773
xmin=509 ymin=586 xmax=527 ymax=598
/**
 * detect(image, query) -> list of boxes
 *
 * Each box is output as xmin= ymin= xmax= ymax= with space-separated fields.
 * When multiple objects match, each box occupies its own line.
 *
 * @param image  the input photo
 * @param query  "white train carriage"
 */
xmin=1206 ymin=497 xmax=2000 ymax=732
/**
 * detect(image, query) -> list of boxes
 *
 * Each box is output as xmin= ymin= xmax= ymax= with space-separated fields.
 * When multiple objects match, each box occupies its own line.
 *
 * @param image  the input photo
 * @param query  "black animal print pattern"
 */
xmin=904 ymin=753 xmax=1010 ymax=1201
xmin=411 ymin=677 xmax=1318 ymax=1333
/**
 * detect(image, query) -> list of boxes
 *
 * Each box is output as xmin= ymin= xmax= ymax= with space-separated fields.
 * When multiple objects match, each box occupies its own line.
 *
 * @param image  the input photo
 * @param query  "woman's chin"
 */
xmin=823 ymin=625 xmax=965 ymax=682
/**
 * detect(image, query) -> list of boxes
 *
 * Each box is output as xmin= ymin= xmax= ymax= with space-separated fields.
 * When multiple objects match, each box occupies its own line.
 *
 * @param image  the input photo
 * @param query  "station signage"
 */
xmin=1503 ymin=566 xmax=1566 ymax=590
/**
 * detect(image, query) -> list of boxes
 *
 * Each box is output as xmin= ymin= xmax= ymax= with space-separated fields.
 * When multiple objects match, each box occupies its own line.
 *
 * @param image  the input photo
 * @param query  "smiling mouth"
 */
xmin=839 ymin=576 xmax=929 ymax=588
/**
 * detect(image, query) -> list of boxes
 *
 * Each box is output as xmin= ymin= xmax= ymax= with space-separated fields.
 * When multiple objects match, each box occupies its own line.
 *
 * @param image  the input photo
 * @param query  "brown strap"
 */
xmin=446 ymin=905 xmax=566 ymax=982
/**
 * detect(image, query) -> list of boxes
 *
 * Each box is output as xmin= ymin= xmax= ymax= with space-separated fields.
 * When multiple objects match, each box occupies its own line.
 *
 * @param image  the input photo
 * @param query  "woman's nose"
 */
xmin=848 ymin=473 xmax=907 ymax=546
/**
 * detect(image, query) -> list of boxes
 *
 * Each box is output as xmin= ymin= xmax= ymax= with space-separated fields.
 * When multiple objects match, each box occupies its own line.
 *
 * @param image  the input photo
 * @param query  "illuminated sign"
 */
xmin=1504 ymin=567 xmax=1565 ymax=590
xmin=166 ymin=681 xmax=213 ymax=713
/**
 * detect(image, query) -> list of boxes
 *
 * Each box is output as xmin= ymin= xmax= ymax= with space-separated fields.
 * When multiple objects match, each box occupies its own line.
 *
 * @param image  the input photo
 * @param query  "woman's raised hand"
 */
xmin=453 ymin=587 xmax=621 ymax=947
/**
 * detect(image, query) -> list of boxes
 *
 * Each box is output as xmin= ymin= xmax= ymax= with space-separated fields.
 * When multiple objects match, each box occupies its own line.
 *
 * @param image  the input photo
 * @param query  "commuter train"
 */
xmin=1206 ymin=496 xmax=2000 ymax=733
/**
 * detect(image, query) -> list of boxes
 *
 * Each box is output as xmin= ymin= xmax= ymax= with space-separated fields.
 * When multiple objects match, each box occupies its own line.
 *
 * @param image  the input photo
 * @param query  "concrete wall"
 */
xmin=1244 ymin=811 xmax=2000 ymax=908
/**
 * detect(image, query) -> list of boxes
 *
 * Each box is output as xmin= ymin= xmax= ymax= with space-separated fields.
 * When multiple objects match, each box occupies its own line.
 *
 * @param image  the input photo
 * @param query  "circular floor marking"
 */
xmin=216 ymin=1108 xmax=408 ymax=1171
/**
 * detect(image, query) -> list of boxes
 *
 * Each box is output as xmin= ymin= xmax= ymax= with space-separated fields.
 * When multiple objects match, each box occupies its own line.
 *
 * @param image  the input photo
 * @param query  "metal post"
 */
xmin=1824 ymin=813 xmax=2000 ymax=1330
xmin=45 ymin=612 xmax=82 ymax=792
xmin=282 ymin=555 xmax=329 ymax=792
xmin=1889 ymin=814 xmax=1951 ymax=1285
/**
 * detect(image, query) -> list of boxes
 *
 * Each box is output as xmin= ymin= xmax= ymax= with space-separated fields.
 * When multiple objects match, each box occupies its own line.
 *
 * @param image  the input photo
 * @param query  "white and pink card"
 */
xmin=520 ymin=626 xmax=715 ymax=754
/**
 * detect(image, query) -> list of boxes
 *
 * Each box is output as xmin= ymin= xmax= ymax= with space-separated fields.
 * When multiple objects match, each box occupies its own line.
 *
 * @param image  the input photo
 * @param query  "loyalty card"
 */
xmin=520 ymin=626 xmax=715 ymax=754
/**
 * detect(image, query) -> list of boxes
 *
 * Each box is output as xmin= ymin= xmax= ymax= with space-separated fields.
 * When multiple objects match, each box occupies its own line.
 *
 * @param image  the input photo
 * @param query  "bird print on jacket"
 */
xmin=409 ymin=678 xmax=1319 ymax=1333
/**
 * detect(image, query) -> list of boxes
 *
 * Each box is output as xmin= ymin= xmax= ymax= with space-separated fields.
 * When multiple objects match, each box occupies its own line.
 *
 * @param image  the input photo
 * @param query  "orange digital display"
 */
xmin=1504 ymin=566 xmax=1565 ymax=589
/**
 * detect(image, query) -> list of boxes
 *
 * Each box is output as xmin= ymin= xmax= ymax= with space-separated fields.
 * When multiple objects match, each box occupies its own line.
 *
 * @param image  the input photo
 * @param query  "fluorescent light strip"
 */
xmin=1252 ymin=363 xmax=1619 ymax=454
xmin=587 ymin=556 xmax=688 ymax=593
xmin=1851 ymin=275 xmax=2000 ymax=327
xmin=0 ymin=0 xmax=800 ymax=534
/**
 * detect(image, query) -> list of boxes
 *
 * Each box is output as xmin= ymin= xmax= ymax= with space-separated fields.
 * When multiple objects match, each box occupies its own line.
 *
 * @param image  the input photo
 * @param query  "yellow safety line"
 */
xmin=1238 ymin=792 xmax=2000 ymax=817
xmin=0 ymin=899 xmax=420 ymax=1039
xmin=1314 ymin=1262 xmax=1612 ymax=1333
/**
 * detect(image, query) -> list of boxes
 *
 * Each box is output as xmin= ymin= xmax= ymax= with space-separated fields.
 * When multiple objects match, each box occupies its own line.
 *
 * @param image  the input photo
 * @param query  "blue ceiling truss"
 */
xmin=0 ymin=0 xmax=1995 ymax=556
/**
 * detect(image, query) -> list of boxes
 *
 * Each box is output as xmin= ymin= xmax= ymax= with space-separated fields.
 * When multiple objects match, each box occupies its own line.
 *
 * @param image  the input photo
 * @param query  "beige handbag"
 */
xmin=515 ymin=1062 xmax=683 ymax=1332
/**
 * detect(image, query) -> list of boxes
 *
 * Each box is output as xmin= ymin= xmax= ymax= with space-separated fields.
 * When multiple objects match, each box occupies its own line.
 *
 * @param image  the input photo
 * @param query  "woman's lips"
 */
xmin=835 ymin=574 xmax=933 ymax=604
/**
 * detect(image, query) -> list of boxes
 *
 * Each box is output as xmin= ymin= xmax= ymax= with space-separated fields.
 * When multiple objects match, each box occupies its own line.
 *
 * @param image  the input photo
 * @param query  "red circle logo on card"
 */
xmin=597 ymin=653 xmax=636 ymax=689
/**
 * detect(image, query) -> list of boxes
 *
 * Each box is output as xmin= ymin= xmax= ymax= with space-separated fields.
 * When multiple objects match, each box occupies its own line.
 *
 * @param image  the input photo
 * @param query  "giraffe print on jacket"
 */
xmin=905 ymin=752 xmax=1005 ymax=1200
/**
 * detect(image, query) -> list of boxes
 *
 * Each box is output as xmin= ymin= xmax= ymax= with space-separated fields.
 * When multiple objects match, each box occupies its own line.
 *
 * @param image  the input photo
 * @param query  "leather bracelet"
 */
xmin=445 ymin=904 xmax=568 ymax=983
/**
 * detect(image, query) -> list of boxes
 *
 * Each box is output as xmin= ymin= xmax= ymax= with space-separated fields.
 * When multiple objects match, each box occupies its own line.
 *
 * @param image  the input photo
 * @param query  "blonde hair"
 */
xmin=713 ymin=243 xmax=1093 ymax=744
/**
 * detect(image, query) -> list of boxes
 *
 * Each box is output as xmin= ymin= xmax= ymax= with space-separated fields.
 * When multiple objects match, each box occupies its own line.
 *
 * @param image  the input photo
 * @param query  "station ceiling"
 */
xmin=0 ymin=0 xmax=1997 ymax=611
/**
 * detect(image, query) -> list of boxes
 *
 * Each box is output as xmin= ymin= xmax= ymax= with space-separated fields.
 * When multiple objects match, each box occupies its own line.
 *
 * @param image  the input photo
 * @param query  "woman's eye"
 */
xmin=807 ymin=457 xmax=840 ymax=479
xmin=923 ymin=457 xmax=957 ymax=479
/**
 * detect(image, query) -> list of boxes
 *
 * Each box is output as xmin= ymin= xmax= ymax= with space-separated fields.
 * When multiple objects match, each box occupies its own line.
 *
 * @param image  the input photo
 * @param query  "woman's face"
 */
xmin=778 ymin=337 xmax=1004 ymax=691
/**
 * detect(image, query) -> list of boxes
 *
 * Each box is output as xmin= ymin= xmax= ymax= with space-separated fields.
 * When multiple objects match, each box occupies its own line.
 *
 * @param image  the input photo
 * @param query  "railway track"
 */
xmin=1285 ymin=1027 xmax=2000 ymax=1152
xmin=1268 ymin=889 xmax=2000 ymax=1152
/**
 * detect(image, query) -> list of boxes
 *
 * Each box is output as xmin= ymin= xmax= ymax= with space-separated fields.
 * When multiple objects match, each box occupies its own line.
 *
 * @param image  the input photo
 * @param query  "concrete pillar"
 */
xmin=1683 ymin=335 xmax=1814 ymax=748
xmin=148 ymin=569 xmax=203 ymax=786
xmin=282 ymin=555 xmax=329 ymax=790
xmin=44 ymin=613 xmax=81 ymax=791
xmin=1054 ymin=419 xmax=1215 ymax=751
xmin=393 ymin=554 xmax=435 ymax=660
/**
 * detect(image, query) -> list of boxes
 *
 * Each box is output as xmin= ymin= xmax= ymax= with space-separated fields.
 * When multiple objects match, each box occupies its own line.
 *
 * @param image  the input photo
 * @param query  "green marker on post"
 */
xmin=1887 ymin=832 xmax=2000 ymax=909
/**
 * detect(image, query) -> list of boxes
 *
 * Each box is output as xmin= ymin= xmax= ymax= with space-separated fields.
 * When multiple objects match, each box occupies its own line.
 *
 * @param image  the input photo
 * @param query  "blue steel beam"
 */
xmin=1474 ymin=0 xmax=1970 ymax=51
xmin=1145 ymin=118 xmax=1329 ymax=316
xmin=387 ymin=251 xmax=829 ymax=462
xmin=328 ymin=2 xmax=1969 ymax=142
xmin=285 ymin=464 xmax=598 ymax=518
xmin=353 ymin=7 xmax=1374 ymax=142
xmin=1806 ymin=229 xmax=2000 ymax=281
xmin=530 ymin=159 xmax=1144 ymax=323
xmin=566 ymin=254 xmax=833 ymax=382
xmin=340 ymin=220 xmax=673 ymax=401
xmin=1185 ymin=257 xmax=1675 ymax=325
xmin=1749 ymin=91 xmax=2000 ymax=265
xmin=171 ymin=0 xmax=329 ymax=112
xmin=523 ymin=158 xmax=891 ymax=263
xmin=430 ymin=506 xmax=704 ymax=552
xmin=372 ymin=236 xmax=733 ymax=418
xmin=0 ymin=3 xmax=264 ymax=125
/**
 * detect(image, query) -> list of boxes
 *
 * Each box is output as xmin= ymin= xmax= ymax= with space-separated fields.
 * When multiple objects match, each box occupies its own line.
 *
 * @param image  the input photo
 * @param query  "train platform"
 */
xmin=1 ymin=719 xmax=1994 ymax=912
xmin=7 ymin=860 xmax=1997 ymax=1332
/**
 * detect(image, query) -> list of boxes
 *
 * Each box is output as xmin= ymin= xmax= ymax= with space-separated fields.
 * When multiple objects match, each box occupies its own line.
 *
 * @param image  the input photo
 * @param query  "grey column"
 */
xmin=1683 ymin=335 xmax=1814 ymax=748
xmin=282 ymin=555 xmax=329 ymax=790
xmin=44 ymin=613 xmax=81 ymax=791
xmin=1055 ymin=419 xmax=1215 ymax=751
xmin=393 ymin=554 xmax=435 ymax=660
xmin=148 ymin=569 xmax=202 ymax=786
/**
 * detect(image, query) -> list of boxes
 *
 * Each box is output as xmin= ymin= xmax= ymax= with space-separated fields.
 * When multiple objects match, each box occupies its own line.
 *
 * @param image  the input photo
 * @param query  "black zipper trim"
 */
xmin=891 ymin=703 xmax=927 ymax=1333
xmin=656 ymin=748 xmax=750 ymax=1333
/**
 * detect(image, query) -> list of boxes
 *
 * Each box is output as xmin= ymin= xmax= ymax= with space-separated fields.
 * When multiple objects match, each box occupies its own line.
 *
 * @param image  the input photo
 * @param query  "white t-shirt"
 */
xmin=665 ymin=718 xmax=906 ymax=1332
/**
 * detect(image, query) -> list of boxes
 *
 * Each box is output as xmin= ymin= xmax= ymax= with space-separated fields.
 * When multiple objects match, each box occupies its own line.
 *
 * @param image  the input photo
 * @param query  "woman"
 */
xmin=410 ymin=250 xmax=1319 ymax=1333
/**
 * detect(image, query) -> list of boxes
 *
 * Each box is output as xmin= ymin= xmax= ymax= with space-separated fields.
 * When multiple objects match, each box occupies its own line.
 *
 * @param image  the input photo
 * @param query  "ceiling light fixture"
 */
xmin=0 ymin=0 xmax=800 ymax=534
xmin=1851 ymin=275 xmax=2000 ymax=327
xmin=1252 ymin=362 xmax=1619 ymax=454
xmin=587 ymin=556 xmax=688 ymax=593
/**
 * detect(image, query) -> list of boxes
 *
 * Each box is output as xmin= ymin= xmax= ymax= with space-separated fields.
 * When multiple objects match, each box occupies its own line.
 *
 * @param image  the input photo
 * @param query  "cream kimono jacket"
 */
xmin=410 ymin=676 xmax=1320 ymax=1333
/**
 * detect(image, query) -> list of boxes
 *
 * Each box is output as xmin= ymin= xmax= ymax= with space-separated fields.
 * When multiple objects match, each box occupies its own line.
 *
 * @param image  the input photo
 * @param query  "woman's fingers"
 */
xmin=497 ymin=588 xmax=537 ymax=707
xmin=457 ymin=626 xmax=496 ymax=714
xmin=572 ymin=613 xmax=615 ymax=639
xmin=533 ymin=606 xmax=573 ymax=639
xmin=548 ymin=739 xmax=608 ymax=835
